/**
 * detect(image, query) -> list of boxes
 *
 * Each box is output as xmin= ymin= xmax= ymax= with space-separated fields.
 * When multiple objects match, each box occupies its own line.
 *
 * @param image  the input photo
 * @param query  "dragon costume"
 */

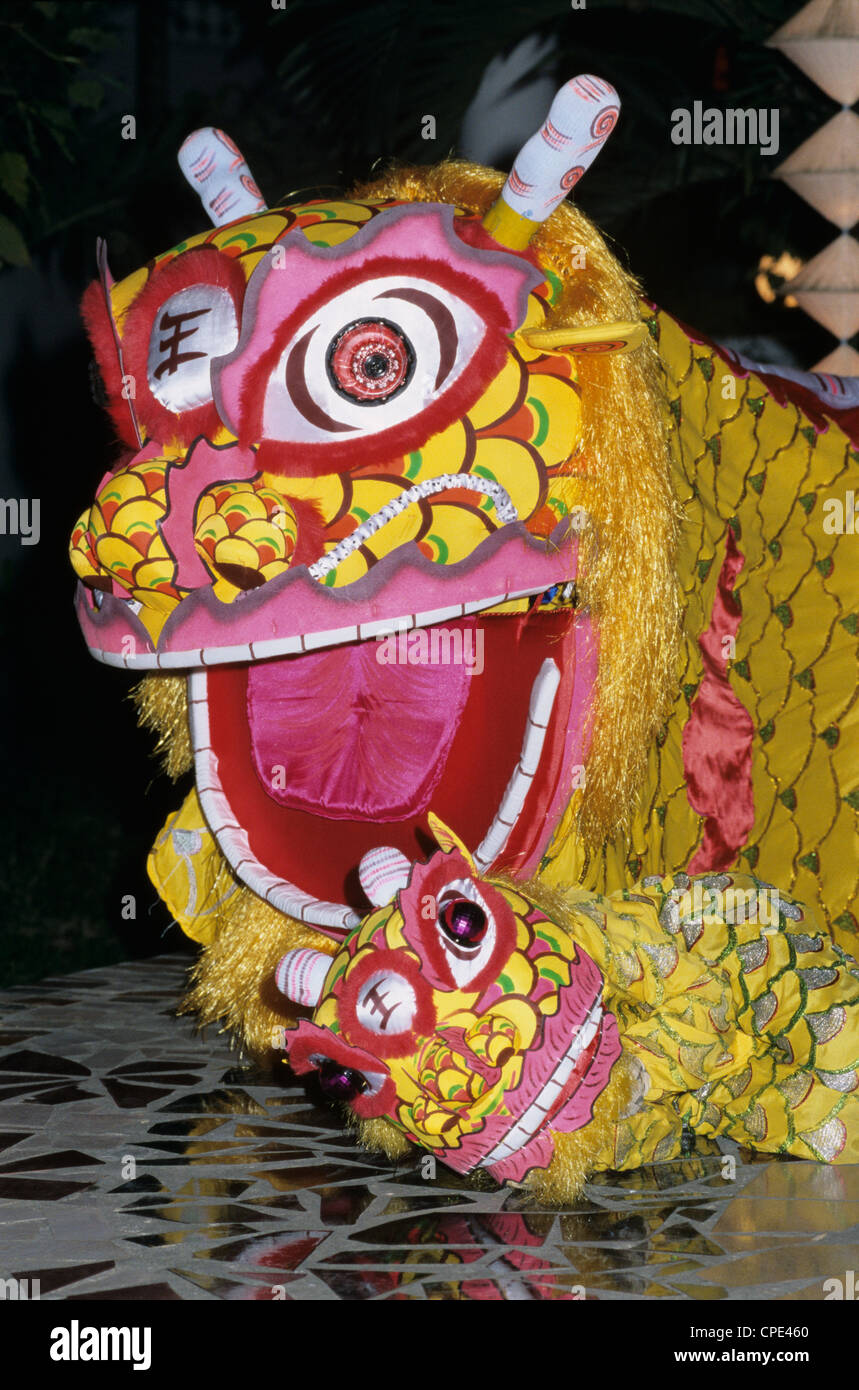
xmin=69 ymin=78 xmax=859 ymax=1197
xmin=280 ymin=819 xmax=859 ymax=1199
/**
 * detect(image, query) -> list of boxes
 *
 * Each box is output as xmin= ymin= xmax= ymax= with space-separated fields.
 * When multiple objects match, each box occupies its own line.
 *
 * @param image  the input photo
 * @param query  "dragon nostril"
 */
xmin=85 ymin=577 xmax=111 ymax=591
xmin=211 ymin=561 xmax=268 ymax=591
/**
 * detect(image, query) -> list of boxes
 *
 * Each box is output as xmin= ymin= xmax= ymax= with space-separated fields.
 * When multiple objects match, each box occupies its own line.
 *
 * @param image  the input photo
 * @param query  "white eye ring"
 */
xmin=435 ymin=879 xmax=498 ymax=986
xmin=260 ymin=274 xmax=486 ymax=444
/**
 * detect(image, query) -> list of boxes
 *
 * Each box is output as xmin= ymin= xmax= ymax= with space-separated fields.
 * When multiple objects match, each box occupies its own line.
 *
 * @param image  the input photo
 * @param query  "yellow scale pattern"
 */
xmin=544 ymin=308 xmax=859 ymax=955
xmin=557 ymin=873 xmax=859 ymax=1170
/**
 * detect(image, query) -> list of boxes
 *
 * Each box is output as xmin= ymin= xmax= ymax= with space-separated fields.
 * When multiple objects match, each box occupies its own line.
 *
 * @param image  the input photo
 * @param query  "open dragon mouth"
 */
xmin=190 ymin=606 xmax=597 ymax=937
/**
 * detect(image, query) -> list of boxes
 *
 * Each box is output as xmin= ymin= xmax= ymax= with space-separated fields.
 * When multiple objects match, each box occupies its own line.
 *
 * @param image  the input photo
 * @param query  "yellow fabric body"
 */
xmin=542 ymin=307 xmax=858 ymax=954
xmin=555 ymin=872 xmax=859 ymax=1169
xmin=148 ymin=790 xmax=239 ymax=945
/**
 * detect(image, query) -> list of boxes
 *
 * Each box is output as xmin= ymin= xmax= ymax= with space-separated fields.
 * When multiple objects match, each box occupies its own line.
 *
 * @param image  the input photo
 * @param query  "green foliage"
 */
xmin=67 ymin=77 xmax=104 ymax=109
xmin=0 ymin=210 xmax=29 ymax=264
xmin=0 ymin=2 xmax=117 ymax=267
xmin=0 ymin=150 xmax=29 ymax=206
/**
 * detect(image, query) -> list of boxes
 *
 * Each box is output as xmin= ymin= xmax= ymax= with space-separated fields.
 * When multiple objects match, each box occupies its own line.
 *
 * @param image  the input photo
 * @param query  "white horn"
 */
xmin=359 ymin=846 xmax=412 ymax=907
xmin=178 ymin=127 xmax=267 ymax=227
xmin=275 ymin=948 xmax=332 ymax=1007
xmin=483 ymin=75 xmax=620 ymax=250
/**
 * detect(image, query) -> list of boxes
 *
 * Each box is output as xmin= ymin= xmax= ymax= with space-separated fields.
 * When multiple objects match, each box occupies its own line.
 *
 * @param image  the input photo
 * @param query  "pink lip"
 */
xmin=428 ymin=948 xmax=620 ymax=1181
xmin=77 ymin=520 xmax=579 ymax=668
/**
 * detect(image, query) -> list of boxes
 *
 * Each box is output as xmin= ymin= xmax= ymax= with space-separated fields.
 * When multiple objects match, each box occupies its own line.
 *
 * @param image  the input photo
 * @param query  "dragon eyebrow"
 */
xmin=307 ymin=472 xmax=519 ymax=582
xmin=374 ymin=287 xmax=458 ymax=390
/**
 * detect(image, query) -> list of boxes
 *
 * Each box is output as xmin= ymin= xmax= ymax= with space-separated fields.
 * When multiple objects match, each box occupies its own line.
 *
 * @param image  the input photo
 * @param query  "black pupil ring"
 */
xmin=363 ymin=353 xmax=389 ymax=378
xmin=326 ymin=317 xmax=415 ymax=405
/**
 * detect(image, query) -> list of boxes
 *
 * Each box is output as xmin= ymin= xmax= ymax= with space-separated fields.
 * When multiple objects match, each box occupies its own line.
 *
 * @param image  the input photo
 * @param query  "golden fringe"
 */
xmin=353 ymin=1114 xmax=412 ymax=1161
xmin=351 ymin=161 xmax=682 ymax=845
xmin=179 ymin=881 xmax=338 ymax=1057
xmin=131 ymin=674 xmax=193 ymax=780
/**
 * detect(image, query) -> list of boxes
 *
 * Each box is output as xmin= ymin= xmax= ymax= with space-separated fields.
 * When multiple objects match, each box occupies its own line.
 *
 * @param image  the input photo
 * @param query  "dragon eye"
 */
xmin=317 ymin=1058 xmax=369 ymax=1102
xmin=327 ymin=319 xmax=414 ymax=403
xmin=438 ymin=896 xmax=487 ymax=948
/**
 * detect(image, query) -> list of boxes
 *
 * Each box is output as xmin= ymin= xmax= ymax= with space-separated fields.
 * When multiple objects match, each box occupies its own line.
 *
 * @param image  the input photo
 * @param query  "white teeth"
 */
xmin=188 ymin=671 xmax=360 ymax=935
xmin=249 ymin=636 xmax=305 ymax=659
xmin=307 ymin=473 xmax=519 ymax=582
xmin=87 ymin=589 xmax=558 ymax=669
xmin=473 ymin=658 xmax=561 ymax=872
xmin=463 ymin=594 xmax=505 ymax=615
xmin=482 ymin=999 xmax=604 ymax=1167
xmin=198 ymin=643 xmax=258 ymax=666
xmin=357 ymin=616 xmax=411 ymax=641
xmin=301 ymin=625 xmax=360 ymax=652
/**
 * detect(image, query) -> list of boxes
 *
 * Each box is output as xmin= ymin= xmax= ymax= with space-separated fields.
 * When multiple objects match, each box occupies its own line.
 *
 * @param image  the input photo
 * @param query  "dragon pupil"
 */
xmin=318 ymin=1059 xmax=367 ymax=1101
xmin=441 ymin=899 xmax=487 ymax=946
xmin=362 ymin=353 xmax=389 ymax=378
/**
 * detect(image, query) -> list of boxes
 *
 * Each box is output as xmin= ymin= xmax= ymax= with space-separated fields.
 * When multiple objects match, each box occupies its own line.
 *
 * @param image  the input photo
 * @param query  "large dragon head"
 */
xmin=70 ymin=78 xmax=678 ymax=962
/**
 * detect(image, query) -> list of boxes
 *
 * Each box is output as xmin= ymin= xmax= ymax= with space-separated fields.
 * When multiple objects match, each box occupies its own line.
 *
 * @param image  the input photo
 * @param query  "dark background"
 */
xmin=0 ymin=0 xmax=847 ymax=984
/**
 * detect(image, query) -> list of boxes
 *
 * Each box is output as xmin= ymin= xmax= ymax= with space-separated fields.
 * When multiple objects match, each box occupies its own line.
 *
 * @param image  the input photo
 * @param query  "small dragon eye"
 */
xmin=317 ymin=1058 xmax=369 ymax=1102
xmin=438 ymin=897 xmax=487 ymax=947
xmin=326 ymin=319 xmax=414 ymax=403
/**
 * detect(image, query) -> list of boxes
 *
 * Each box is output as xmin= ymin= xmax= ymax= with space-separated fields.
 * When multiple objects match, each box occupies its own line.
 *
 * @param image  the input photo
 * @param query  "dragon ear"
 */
xmin=427 ymin=812 xmax=477 ymax=870
xmin=517 ymin=320 xmax=648 ymax=355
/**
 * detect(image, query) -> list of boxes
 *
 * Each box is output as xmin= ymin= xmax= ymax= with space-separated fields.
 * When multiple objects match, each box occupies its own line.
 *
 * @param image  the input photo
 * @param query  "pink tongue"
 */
xmin=247 ymin=626 xmax=473 ymax=821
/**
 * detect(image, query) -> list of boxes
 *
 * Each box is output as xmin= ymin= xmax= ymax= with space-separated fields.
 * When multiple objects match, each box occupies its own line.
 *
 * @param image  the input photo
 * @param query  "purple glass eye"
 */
xmin=317 ymin=1059 xmax=369 ymax=1102
xmin=438 ymin=896 xmax=487 ymax=947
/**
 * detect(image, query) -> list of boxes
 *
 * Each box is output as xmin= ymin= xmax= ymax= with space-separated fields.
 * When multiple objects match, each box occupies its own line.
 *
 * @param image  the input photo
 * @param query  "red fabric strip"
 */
xmin=684 ymin=529 xmax=755 ymax=872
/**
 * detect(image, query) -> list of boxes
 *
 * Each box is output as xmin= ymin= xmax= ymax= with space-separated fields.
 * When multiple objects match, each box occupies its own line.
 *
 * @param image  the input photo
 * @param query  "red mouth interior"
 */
xmin=204 ymin=612 xmax=578 ymax=909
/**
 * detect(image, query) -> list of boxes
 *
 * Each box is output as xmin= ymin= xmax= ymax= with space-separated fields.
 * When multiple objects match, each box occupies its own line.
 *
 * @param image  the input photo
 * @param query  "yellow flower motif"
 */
xmin=194 ymin=481 xmax=297 ymax=590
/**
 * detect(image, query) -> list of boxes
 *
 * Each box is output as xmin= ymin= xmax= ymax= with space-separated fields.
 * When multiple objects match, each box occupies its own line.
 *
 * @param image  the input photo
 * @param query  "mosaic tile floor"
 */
xmin=1 ymin=954 xmax=857 ymax=1302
